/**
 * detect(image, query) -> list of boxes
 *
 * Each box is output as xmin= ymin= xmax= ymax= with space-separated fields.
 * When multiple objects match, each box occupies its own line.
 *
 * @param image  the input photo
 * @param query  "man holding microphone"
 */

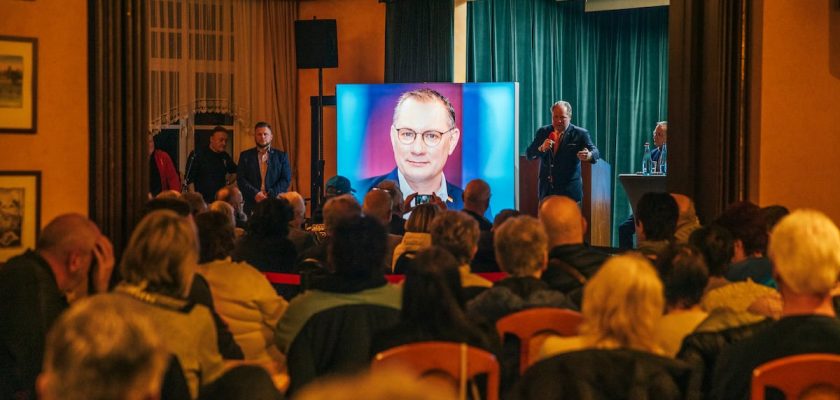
xmin=526 ymin=100 xmax=600 ymax=202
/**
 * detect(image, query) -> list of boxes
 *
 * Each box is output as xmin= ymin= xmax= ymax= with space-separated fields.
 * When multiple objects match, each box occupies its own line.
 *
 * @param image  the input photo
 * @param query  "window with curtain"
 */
xmin=146 ymin=0 xmax=300 ymax=189
xmin=468 ymin=0 xmax=668 ymax=245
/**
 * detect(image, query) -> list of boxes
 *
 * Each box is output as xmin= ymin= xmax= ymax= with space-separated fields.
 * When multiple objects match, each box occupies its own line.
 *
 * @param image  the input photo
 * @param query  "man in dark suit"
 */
xmin=525 ymin=101 xmax=600 ymax=202
xmin=237 ymin=122 xmax=291 ymax=215
xmin=359 ymin=88 xmax=464 ymax=210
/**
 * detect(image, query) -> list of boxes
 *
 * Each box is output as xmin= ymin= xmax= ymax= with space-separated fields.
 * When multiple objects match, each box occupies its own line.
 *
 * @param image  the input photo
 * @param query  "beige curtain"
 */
xmin=233 ymin=0 xmax=299 ymax=190
xmin=147 ymin=0 xmax=299 ymax=190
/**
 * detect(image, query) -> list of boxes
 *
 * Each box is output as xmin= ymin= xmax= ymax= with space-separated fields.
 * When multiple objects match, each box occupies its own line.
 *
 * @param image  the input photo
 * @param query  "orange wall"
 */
xmin=756 ymin=0 xmax=840 ymax=223
xmin=0 ymin=1 xmax=89 ymax=224
xmin=296 ymin=0 xmax=386 ymax=202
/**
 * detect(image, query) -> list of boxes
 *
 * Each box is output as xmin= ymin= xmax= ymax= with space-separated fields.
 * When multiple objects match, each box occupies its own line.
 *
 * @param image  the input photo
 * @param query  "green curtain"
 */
xmin=468 ymin=0 xmax=668 ymax=245
xmin=385 ymin=0 xmax=454 ymax=83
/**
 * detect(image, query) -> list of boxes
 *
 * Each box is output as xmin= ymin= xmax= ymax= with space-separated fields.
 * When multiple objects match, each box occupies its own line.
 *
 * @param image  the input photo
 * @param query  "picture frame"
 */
xmin=0 ymin=36 xmax=37 ymax=133
xmin=0 ymin=171 xmax=41 ymax=262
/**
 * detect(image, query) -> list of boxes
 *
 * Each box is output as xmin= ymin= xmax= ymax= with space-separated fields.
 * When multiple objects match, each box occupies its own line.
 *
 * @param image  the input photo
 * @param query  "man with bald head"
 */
xmin=0 ymin=214 xmax=115 ymax=399
xmin=461 ymin=179 xmax=492 ymax=231
xmin=538 ymin=196 xmax=609 ymax=303
xmin=216 ymin=185 xmax=247 ymax=228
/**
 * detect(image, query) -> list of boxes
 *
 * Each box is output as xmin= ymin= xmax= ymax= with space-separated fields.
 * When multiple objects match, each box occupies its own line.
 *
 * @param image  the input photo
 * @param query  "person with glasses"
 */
xmin=526 ymin=101 xmax=600 ymax=203
xmin=359 ymin=88 xmax=464 ymax=211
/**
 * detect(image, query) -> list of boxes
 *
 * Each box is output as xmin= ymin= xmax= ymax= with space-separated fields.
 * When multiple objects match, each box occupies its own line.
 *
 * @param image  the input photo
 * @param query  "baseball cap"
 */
xmin=325 ymin=175 xmax=355 ymax=196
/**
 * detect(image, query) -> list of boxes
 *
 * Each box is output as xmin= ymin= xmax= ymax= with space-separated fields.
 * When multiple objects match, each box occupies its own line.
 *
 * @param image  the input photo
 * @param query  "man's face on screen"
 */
xmin=390 ymin=97 xmax=460 ymax=188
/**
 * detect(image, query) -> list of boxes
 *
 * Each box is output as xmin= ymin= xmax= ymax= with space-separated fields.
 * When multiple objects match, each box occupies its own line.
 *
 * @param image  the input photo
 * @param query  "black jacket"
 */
xmin=508 ymin=349 xmax=700 ymax=400
xmin=677 ymin=318 xmax=773 ymax=399
xmin=543 ymin=244 xmax=609 ymax=306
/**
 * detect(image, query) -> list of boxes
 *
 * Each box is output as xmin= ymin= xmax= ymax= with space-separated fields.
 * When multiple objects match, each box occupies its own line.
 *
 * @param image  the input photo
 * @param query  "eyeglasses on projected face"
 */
xmin=394 ymin=127 xmax=455 ymax=147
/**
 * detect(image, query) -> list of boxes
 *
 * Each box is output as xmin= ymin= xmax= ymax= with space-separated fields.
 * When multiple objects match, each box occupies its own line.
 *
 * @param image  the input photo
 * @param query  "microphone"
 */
xmin=545 ymin=130 xmax=560 ymax=152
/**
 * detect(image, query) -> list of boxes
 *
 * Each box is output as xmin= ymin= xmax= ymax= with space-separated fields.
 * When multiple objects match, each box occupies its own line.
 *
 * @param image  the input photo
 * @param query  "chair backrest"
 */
xmin=372 ymin=341 xmax=500 ymax=400
xmin=496 ymin=307 xmax=583 ymax=375
xmin=751 ymin=353 xmax=840 ymax=400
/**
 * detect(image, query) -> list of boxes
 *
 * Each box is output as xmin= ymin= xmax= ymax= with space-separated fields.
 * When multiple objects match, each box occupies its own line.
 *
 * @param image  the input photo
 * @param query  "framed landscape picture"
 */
xmin=0 ymin=36 xmax=37 ymax=133
xmin=0 ymin=171 xmax=40 ymax=262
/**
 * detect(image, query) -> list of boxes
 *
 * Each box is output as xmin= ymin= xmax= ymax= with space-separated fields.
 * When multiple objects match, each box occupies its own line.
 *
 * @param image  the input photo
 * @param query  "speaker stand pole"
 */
xmin=311 ymin=68 xmax=326 ymax=217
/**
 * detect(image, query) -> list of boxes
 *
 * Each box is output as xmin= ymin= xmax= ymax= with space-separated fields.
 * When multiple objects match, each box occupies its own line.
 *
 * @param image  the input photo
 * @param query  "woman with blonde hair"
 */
xmin=539 ymin=254 xmax=665 ymax=357
xmin=511 ymin=255 xmax=697 ymax=400
xmin=115 ymin=210 xmax=225 ymax=398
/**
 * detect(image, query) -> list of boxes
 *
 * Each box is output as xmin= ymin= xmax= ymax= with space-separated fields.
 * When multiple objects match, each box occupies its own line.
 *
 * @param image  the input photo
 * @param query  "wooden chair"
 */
xmin=372 ymin=341 xmax=500 ymax=400
xmin=751 ymin=353 xmax=840 ymax=400
xmin=496 ymin=308 xmax=583 ymax=375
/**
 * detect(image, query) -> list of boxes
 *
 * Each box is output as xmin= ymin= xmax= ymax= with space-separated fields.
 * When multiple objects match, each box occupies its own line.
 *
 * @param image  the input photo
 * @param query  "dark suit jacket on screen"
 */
xmin=359 ymin=168 xmax=464 ymax=210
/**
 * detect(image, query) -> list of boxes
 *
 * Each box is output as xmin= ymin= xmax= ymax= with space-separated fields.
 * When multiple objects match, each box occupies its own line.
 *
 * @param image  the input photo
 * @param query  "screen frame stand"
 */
xmin=309 ymin=70 xmax=336 ymax=217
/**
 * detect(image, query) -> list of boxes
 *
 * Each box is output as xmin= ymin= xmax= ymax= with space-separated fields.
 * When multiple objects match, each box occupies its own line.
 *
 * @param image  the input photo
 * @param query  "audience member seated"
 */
xmin=538 ymin=254 xmax=665 ymax=359
xmin=274 ymin=216 xmax=401 ymax=394
xmin=37 ymin=295 xmax=168 ymax=400
xmin=208 ymin=200 xmax=244 ymax=239
xmin=676 ymin=224 xmax=775 ymax=398
xmin=461 ymin=179 xmax=493 ymax=232
xmin=634 ymin=192 xmax=679 ymax=259
xmin=372 ymin=246 xmax=497 ymax=356
xmin=0 ymin=214 xmax=113 ymax=400
xmin=363 ymin=189 xmax=403 ymax=272
xmin=471 ymin=209 xmax=521 ymax=274
xmin=215 ymin=185 xmax=248 ymax=229
xmin=144 ymin=196 xmax=244 ymax=359
xmin=538 ymin=195 xmax=609 ymax=306
xmin=115 ymin=210 xmax=226 ymax=398
xmin=672 ymin=193 xmax=701 ymax=243
xmin=311 ymin=175 xmax=355 ymax=224
xmin=514 ymin=255 xmax=697 ymax=399
xmin=297 ymin=194 xmax=362 ymax=265
xmin=373 ymin=179 xmax=407 ymax=236
xmin=714 ymin=201 xmax=775 ymax=288
xmin=195 ymin=211 xmax=288 ymax=365
xmin=198 ymin=365 xmax=283 ymax=400
xmin=233 ymin=197 xmax=297 ymax=274
xmin=653 ymin=244 xmax=710 ymax=357
xmin=391 ymin=203 xmax=440 ymax=273
xmin=467 ymin=216 xmax=574 ymax=326
xmin=278 ymin=191 xmax=317 ymax=256
xmin=181 ymin=191 xmax=209 ymax=216
xmin=466 ymin=215 xmax=573 ymax=391
xmin=711 ymin=210 xmax=840 ymax=400
xmin=691 ymin=225 xmax=778 ymax=317
xmin=430 ymin=210 xmax=492 ymax=300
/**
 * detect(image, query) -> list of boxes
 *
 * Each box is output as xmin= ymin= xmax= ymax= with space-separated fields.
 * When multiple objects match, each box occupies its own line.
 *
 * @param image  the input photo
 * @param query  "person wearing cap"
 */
xmin=311 ymin=176 xmax=356 ymax=225
xmin=359 ymin=88 xmax=464 ymax=210
xmin=237 ymin=122 xmax=292 ymax=215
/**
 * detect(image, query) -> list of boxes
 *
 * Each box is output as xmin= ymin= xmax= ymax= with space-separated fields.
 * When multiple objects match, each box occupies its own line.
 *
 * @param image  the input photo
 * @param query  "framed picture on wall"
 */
xmin=0 ymin=36 xmax=37 ymax=133
xmin=0 ymin=171 xmax=41 ymax=262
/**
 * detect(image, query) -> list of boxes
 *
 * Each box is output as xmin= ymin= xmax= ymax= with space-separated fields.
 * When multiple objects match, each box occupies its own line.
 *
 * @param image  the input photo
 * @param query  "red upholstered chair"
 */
xmin=496 ymin=308 xmax=583 ymax=375
xmin=751 ymin=353 xmax=840 ymax=400
xmin=372 ymin=341 xmax=500 ymax=400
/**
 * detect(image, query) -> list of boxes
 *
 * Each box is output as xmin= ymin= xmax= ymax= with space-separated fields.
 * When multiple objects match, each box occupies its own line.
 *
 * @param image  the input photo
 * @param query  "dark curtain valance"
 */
xmin=385 ymin=0 xmax=454 ymax=83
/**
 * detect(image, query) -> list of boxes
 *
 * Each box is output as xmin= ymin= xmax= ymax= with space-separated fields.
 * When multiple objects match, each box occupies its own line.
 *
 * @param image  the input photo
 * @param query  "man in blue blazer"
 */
xmin=526 ymin=101 xmax=600 ymax=202
xmin=237 ymin=122 xmax=291 ymax=214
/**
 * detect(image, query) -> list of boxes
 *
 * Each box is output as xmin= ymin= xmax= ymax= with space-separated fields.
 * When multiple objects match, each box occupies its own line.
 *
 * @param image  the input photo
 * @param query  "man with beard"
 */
xmin=237 ymin=122 xmax=292 ymax=215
